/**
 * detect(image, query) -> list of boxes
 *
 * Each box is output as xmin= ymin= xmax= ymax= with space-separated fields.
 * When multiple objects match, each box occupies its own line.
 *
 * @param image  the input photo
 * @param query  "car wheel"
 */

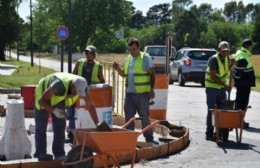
xmin=178 ymin=73 xmax=185 ymax=86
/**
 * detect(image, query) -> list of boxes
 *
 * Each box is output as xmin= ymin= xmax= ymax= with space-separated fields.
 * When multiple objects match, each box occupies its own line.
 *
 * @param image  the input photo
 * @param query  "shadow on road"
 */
xmin=244 ymin=126 xmax=260 ymax=133
xmin=218 ymin=141 xmax=260 ymax=155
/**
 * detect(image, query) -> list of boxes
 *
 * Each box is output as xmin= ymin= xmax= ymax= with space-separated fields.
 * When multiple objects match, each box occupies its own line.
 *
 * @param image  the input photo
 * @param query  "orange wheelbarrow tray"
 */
xmin=62 ymin=117 xmax=159 ymax=168
xmin=212 ymin=107 xmax=247 ymax=144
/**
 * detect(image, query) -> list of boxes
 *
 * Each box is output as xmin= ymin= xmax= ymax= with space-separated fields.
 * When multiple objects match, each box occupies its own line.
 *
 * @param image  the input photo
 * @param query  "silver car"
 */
xmin=169 ymin=48 xmax=217 ymax=86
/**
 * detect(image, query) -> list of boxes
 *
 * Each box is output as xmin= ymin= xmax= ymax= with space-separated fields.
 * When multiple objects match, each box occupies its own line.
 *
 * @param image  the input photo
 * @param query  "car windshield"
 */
xmin=147 ymin=47 xmax=176 ymax=57
xmin=188 ymin=51 xmax=216 ymax=60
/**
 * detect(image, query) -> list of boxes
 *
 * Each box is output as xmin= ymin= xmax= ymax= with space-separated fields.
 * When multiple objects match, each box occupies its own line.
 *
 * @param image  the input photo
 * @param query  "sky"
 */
xmin=19 ymin=0 xmax=258 ymax=21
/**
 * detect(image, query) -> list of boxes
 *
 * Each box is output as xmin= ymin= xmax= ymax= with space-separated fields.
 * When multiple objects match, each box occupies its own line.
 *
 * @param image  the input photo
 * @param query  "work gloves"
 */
xmin=53 ymin=108 xmax=67 ymax=119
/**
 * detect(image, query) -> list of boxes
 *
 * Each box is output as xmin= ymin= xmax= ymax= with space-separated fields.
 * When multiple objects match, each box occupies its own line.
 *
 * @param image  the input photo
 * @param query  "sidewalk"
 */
xmin=0 ymin=63 xmax=17 ymax=76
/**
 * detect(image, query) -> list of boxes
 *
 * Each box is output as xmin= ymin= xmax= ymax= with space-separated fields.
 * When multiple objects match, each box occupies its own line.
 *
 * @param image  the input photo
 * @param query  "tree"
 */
xmin=199 ymin=28 xmax=218 ymax=48
xmin=197 ymin=3 xmax=213 ymax=22
xmin=31 ymin=0 xmax=132 ymax=53
xmin=0 ymin=0 xmax=20 ymax=61
xmin=128 ymin=7 xmax=145 ymax=29
xmin=146 ymin=3 xmax=171 ymax=25
xmin=172 ymin=0 xmax=192 ymax=24
xmin=252 ymin=16 xmax=260 ymax=53
xmin=223 ymin=1 xmax=238 ymax=23
xmin=175 ymin=10 xmax=201 ymax=48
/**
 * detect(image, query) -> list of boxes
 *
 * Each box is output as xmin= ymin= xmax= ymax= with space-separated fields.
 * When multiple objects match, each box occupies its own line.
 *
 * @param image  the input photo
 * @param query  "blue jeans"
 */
xmin=34 ymin=108 xmax=66 ymax=158
xmin=124 ymin=93 xmax=154 ymax=142
xmin=205 ymin=88 xmax=226 ymax=137
xmin=67 ymin=105 xmax=75 ymax=130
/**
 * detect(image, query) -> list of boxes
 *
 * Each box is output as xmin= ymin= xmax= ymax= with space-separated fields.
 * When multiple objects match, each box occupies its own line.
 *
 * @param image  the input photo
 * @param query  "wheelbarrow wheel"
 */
xmin=219 ymin=128 xmax=229 ymax=142
xmin=64 ymin=145 xmax=94 ymax=168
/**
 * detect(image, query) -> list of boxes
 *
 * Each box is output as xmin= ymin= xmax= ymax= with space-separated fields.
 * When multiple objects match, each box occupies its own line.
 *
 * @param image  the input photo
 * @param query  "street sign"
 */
xmin=56 ymin=26 xmax=69 ymax=41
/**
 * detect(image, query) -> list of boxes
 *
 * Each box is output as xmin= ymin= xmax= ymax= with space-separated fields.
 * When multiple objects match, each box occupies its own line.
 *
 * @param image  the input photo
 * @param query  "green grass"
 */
xmin=0 ymin=59 xmax=56 ymax=88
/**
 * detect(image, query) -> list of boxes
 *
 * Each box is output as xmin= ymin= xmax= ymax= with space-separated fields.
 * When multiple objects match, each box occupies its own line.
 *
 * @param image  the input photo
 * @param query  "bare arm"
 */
xmin=147 ymin=67 xmax=155 ymax=99
xmin=72 ymin=62 xmax=79 ymax=75
xmin=113 ymin=62 xmax=125 ymax=77
xmin=210 ymin=70 xmax=230 ymax=91
xmin=98 ymin=65 xmax=105 ymax=83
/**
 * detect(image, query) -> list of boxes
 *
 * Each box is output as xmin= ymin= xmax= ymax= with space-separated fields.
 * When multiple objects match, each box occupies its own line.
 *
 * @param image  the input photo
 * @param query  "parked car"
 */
xmin=144 ymin=45 xmax=177 ymax=74
xmin=18 ymin=49 xmax=26 ymax=55
xmin=169 ymin=48 xmax=217 ymax=86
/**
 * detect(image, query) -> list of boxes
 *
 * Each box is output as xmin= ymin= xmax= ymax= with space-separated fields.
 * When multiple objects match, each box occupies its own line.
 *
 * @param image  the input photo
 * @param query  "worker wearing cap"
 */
xmin=205 ymin=41 xmax=235 ymax=141
xmin=233 ymin=39 xmax=256 ymax=128
xmin=33 ymin=72 xmax=98 ymax=160
xmin=65 ymin=45 xmax=105 ymax=143
xmin=73 ymin=45 xmax=105 ymax=85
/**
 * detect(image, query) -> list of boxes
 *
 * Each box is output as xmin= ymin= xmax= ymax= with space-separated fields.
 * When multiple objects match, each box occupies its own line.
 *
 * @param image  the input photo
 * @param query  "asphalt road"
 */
xmin=2 ymin=53 xmax=260 ymax=167
xmin=131 ymin=83 xmax=260 ymax=168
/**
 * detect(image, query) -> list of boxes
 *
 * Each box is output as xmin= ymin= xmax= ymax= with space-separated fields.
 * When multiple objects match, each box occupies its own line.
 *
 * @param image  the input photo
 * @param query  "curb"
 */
xmin=0 ymin=88 xmax=21 ymax=94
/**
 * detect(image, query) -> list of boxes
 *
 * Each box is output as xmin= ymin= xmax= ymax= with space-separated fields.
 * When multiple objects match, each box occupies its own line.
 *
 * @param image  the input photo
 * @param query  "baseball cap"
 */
xmin=218 ymin=41 xmax=230 ymax=51
xmin=242 ymin=39 xmax=253 ymax=48
xmin=72 ymin=77 xmax=88 ymax=96
xmin=85 ymin=45 xmax=96 ymax=53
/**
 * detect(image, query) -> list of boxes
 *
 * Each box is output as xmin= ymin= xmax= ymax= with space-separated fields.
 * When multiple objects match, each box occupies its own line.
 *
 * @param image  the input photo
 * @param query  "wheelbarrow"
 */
xmin=212 ymin=106 xmax=247 ymax=145
xmin=62 ymin=117 xmax=159 ymax=168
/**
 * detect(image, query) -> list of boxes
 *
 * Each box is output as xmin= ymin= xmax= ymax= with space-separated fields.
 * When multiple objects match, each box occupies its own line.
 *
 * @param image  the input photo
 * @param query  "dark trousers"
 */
xmin=124 ymin=93 xmax=154 ymax=142
xmin=205 ymin=88 xmax=226 ymax=137
xmin=34 ymin=108 xmax=66 ymax=158
xmin=235 ymin=86 xmax=251 ymax=111
xmin=67 ymin=105 xmax=75 ymax=130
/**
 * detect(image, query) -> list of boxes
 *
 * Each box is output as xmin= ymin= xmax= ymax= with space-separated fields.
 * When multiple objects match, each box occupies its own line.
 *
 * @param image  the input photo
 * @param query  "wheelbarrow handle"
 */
xmin=140 ymin=120 xmax=160 ymax=134
xmin=122 ymin=117 xmax=143 ymax=129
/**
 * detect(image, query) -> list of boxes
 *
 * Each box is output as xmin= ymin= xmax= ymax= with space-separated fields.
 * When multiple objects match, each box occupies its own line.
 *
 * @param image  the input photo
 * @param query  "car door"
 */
xmin=170 ymin=50 xmax=184 ymax=80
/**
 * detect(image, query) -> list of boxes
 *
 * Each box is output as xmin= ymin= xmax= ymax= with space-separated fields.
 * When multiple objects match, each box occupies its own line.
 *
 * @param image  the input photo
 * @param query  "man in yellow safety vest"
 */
xmin=113 ymin=37 xmax=158 ymax=145
xmin=205 ymin=41 xmax=235 ymax=141
xmin=33 ymin=72 xmax=98 ymax=160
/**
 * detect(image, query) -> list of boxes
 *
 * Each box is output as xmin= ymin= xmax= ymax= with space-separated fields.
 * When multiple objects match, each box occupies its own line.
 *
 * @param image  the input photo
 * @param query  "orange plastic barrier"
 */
xmin=149 ymin=74 xmax=169 ymax=120
xmin=75 ymin=86 xmax=113 ymax=128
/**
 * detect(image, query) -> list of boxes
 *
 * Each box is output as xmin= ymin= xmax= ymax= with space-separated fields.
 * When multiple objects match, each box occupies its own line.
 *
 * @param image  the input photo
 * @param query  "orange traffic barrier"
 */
xmin=149 ymin=74 xmax=169 ymax=120
xmin=75 ymin=86 xmax=113 ymax=128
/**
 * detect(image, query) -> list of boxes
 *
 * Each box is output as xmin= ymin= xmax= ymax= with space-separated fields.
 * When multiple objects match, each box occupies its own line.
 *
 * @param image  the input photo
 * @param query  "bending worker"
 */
xmin=33 ymin=72 xmax=98 ymax=160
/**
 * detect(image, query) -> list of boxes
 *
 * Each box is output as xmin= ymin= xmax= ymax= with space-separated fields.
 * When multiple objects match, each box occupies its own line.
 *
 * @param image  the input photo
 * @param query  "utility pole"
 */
xmin=17 ymin=4 xmax=19 ymax=61
xmin=68 ymin=0 xmax=72 ymax=73
xmin=30 ymin=0 xmax=34 ymax=67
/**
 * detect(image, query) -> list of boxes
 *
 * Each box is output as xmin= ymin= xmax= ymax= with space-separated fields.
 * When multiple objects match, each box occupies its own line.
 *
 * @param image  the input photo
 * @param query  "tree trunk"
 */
xmin=0 ymin=43 xmax=6 ymax=61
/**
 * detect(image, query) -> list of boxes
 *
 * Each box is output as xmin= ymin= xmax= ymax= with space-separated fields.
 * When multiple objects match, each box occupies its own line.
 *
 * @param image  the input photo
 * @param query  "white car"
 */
xmin=144 ymin=45 xmax=177 ymax=74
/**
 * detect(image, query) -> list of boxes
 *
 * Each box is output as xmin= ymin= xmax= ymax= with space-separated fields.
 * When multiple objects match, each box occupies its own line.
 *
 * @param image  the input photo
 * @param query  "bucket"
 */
xmin=75 ymin=86 xmax=113 ymax=128
xmin=149 ymin=74 xmax=169 ymax=120
xmin=21 ymin=85 xmax=36 ymax=110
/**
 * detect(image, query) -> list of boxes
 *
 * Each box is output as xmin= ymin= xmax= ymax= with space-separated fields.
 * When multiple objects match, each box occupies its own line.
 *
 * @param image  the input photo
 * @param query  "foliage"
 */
xmin=175 ymin=10 xmax=201 ymax=48
xmin=146 ymin=3 xmax=171 ymax=25
xmin=128 ymin=24 xmax=174 ymax=49
xmin=0 ymin=0 xmax=20 ymax=61
xmin=252 ymin=16 xmax=260 ymax=53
